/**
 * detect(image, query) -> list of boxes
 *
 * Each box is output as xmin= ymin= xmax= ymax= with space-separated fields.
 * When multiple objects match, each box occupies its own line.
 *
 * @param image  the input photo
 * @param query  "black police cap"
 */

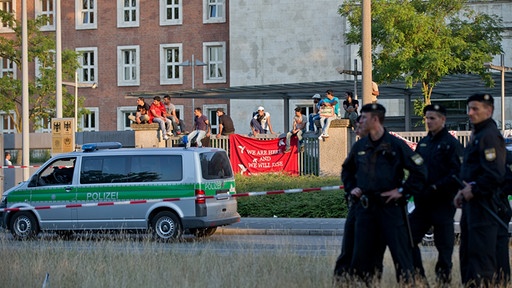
xmin=360 ymin=103 xmax=386 ymax=114
xmin=467 ymin=93 xmax=494 ymax=106
xmin=423 ymin=104 xmax=447 ymax=116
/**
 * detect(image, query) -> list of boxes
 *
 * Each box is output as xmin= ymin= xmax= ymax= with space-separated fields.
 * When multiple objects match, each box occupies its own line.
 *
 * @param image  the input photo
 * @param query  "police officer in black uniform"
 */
xmin=334 ymin=116 xmax=386 ymax=280
xmin=409 ymin=104 xmax=463 ymax=284
xmin=454 ymin=93 xmax=509 ymax=286
xmin=341 ymin=103 xmax=427 ymax=284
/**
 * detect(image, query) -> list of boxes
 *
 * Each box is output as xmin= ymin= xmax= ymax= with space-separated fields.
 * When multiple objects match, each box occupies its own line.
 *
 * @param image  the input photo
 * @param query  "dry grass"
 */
xmin=2 ymin=234 xmax=511 ymax=288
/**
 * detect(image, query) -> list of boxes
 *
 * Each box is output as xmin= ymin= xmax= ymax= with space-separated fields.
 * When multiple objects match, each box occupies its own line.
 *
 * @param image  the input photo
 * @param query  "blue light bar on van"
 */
xmin=82 ymin=142 xmax=122 ymax=152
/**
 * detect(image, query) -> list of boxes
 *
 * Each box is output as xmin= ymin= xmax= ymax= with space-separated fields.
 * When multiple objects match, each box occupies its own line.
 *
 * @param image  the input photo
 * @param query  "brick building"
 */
xmin=0 ymin=0 xmax=230 ymax=133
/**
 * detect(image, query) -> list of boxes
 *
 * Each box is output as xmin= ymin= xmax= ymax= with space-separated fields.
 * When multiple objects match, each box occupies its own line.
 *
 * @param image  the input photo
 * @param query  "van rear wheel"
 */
xmin=10 ymin=212 xmax=39 ymax=240
xmin=151 ymin=211 xmax=182 ymax=241
xmin=190 ymin=227 xmax=217 ymax=238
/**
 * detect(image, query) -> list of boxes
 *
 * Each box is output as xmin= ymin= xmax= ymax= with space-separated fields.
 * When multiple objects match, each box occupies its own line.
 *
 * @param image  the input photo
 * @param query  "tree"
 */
xmin=0 ymin=11 xmax=81 ymax=133
xmin=339 ymin=0 xmax=503 ymax=117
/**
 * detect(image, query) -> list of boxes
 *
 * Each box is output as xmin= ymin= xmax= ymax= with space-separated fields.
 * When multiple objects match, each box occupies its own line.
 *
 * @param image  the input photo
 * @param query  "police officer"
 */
xmin=341 ymin=103 xmax=427 ymax=284
xmin=454 ymin=93 xmax=508 ymax=286
xmin=409 ymin=104 xmax=463 ymax=284
xmin=334 ymin=115 xmax=380 ymax=280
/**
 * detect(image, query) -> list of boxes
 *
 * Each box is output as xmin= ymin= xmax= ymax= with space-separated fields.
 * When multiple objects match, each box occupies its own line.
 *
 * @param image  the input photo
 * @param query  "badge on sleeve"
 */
xmin=484 ymin=148 xmax=496 ymax=161
xmin=411 ymin=154 xmax=424 ymax=165
xmin=358 ymin=151 xmax=366 ymax=156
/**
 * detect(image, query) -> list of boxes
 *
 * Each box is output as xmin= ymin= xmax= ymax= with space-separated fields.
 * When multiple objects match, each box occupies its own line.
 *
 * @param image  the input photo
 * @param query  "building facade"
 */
xmin=0 ymin=0 xmax=231 ymax=133
xmin=0 ymin=0 xmax=511 ymax=134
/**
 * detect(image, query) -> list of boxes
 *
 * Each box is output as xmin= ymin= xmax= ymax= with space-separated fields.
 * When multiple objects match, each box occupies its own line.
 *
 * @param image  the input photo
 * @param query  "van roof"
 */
xmin=68 ymin=143 xmax=225 ymax=156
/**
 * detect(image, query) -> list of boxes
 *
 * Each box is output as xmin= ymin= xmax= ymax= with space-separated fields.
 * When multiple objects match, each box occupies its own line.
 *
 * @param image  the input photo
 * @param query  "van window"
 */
xmin=80 ymin=155 xmax=183 ymax=184
xmin=34 ymin=158 xmax=76 ymax=186
xmin=200 ymin=151 xmax=233 ymax=179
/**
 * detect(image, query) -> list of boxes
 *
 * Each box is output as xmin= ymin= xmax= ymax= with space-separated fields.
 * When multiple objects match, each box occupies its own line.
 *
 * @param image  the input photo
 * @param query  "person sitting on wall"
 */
xmin=216 ymin=108 xmax=235 ymax=138
xmin=284 ymin=107 xmax=308 ymax=153
xmin=250 ymin=106 xmax=275 ymax=136
xmin=128 ymin=97 xmax=150 ymax=124
xmin=309 ymin=94 xmax=323 ymax=133
xmin=343 ymin=91 xmax=359 ymax=128
xmin=149 ymin=96 xmax=173 ymax=140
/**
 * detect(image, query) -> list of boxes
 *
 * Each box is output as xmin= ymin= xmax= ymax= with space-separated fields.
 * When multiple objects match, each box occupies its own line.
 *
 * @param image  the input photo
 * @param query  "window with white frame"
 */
xmin=76 ymin=0 xmax=97 ymax=29
xmin=81 ymin=107 xmax=99 ymax=131
xmin=0 ymin=0 xmax=15 ymax=32
xmin=77 ymin=48 xmax=97 ymax=83
xmin=35 ymin=116 xmax=52 ymax=133
xmin=117 ymin=0 xmax=139 ymax=28
xmin=203 ymin=42 xmax=226 ymax=83
xmin=203 ymin=0 xmax=225 ymax=24
xmin=117 ymin=106 xmax=137 ymax=131
xmin=36 ymin=0 xmax=55 ymax=31
xmin=160 ymin=0 xmax=182 ymax=26
xmin=1 ymin=112 xmax=16 ymax=134
xmin=117 ymin=45 xmax=140 ymax=86
xmin=160 ymin=44 xmax=182 ymax=85
xmin=203 ymin=104 xmax=226 ymax=134
xmin=0 ymin=57 xmax=16 ymax=78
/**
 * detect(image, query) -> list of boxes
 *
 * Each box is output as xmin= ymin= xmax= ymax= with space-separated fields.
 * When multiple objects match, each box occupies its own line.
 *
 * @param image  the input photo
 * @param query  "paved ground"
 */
xmin=217 ymin=217 xmax=346 ymax=236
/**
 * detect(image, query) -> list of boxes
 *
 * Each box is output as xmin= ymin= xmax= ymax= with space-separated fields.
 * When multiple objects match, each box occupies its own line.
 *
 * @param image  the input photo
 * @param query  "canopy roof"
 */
xmin=127 ymin=73 xmax=512 ymax=101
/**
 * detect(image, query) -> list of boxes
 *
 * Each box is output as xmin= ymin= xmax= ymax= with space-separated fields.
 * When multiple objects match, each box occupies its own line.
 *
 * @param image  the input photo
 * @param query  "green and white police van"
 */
xmin=0 ymin=142 xmax=240 ymax=241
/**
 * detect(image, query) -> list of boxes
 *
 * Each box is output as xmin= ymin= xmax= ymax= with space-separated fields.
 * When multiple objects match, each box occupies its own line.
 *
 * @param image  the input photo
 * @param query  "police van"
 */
xmin=0 ymin=143 xmax=240 ymax=241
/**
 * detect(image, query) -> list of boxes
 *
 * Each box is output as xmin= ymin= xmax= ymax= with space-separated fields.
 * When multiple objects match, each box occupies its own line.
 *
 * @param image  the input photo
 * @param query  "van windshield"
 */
xmin=200 ymin=151 xmax=233 ymax=180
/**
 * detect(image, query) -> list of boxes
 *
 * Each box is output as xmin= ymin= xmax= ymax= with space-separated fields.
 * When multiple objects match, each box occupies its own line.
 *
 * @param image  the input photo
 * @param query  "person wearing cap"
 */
xmin=340 ymin=103 xmax=427 ymax=284
xmin=309 ymin=94 xmax=323 ymax=132
xmin=454 ymin=93 xmax=509 ymax=286
xmin=216 ymin=108 xmax=235 ymax=139
xmin=408 ymin=104 xmax=463 ymax=284
xmin=250 ymin=106 xmax=274 ymax=135
xmin=284 ymin=107 xmax=307 ymax=153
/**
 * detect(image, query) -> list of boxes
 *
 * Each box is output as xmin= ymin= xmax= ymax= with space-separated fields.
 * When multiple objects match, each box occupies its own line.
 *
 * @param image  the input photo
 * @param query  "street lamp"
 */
xmin=62 ymin=71 xmax=97 ymax=131
xmin=178 ymin=54 xmax=207 ymax=89
xmin=484 ymin=54 xmax=512 ymax=132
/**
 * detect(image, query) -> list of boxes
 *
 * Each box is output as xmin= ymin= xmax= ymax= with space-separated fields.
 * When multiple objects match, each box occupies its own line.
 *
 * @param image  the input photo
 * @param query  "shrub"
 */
xmin=235 ymin=173 xmax=348 ymax=218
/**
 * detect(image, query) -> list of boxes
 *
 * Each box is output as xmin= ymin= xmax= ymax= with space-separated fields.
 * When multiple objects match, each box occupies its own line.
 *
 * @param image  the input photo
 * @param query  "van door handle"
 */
xmin=65 ymin=186 xmax=72 ymax=193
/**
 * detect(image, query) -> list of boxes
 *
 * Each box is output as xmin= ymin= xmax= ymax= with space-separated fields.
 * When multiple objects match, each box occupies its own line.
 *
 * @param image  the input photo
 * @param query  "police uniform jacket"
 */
xmin=342 ymin=129 xmax=427 ymax=200
xmin=460 ymin=118 xmax=505 ymax=200
xmin=415 ymin=127 xmax=463 ymax=204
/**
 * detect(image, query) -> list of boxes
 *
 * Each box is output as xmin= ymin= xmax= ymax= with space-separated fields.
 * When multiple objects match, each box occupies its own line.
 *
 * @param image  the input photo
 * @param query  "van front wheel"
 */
xmin=10 ymin=212 xmax=39 ymax=240
xmin=151 ymin=211 xmax=182 ymax=241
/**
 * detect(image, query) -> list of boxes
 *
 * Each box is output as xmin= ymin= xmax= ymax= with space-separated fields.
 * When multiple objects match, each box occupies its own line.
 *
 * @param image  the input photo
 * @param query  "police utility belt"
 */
xmin=355 ymin=190 xmax=403 ymax=209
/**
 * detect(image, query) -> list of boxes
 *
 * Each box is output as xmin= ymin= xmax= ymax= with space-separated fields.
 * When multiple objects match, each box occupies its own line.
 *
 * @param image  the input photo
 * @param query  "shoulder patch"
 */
xmin=411 ymin=154 xmax=424 ymax=165
xmin=358 ymin=151 xmax=366 ymax=156
xmin=484 ymin=148 xmax=496 ymax=161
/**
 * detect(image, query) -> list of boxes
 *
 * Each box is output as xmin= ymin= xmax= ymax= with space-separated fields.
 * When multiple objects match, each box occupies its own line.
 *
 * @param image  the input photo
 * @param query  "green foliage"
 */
xmin=235 ymin=173 xmax=348 ymax=218
xmin=339 ymin=0 xmax=503 ymax=121
xmin=0 ymin=14 xmax=80 ymax=133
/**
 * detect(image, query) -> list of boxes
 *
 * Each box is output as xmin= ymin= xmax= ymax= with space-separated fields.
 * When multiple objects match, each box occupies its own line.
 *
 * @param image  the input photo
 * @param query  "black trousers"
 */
xmin=460 ymin=200 xmax=503 ymax=287
xmin=334 ymin=201 xmax=384 ymax=278
xmin=351 ymin=200 xmax=414 ymax=283
xmin=409 ymin=202 xmax=456 ymax=282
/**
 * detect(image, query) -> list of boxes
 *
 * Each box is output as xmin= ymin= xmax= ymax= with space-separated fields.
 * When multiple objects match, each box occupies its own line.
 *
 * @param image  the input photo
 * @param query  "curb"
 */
xmin=216 ymin=228 xmax=343 ymax=236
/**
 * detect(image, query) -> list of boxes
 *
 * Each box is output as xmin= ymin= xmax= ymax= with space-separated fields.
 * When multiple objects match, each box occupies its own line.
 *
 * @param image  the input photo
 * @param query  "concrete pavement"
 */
xmin=217 ymin=217 xmax=346 ymax=236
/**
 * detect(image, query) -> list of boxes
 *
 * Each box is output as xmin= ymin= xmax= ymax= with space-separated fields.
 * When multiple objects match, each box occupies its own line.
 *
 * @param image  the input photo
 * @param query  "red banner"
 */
xmin=229 ymin=134 xmax=299 ymax=175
